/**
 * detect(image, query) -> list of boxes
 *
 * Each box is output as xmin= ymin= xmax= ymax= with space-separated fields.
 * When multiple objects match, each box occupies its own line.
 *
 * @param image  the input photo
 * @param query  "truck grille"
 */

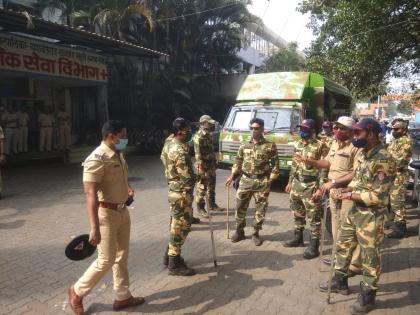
xmin=220 ymin=141 xmax=294 ymax=157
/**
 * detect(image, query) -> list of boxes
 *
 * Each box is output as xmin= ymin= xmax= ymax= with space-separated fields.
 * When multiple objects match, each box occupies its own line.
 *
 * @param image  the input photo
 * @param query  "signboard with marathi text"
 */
xmin=0 ymin=32 xmax=108 ymax=83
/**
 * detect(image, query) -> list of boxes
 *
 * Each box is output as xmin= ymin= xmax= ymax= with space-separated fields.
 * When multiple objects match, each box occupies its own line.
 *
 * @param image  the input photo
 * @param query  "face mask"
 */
xmin=392 ymin=131 xmax=402 ymax=139
xmin=352 ymin=138 xmax=367 ymax=148
xmin=252 ymin=130 xmax=263 ymax=139
xmin=300 ymin=131 xmax=311 ymax=139
xmin=184 ymin=131 xmax=193 ymax=143
xmin=336 ymin=130 xmax=349 ymax=141
xmin=115 ymin=138 xmax=128 ymax=151
xmin=322 ymin=128 xmax=332 ymax=134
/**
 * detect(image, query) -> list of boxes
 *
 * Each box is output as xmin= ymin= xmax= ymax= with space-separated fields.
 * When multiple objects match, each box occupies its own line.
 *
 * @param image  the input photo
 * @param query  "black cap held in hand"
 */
xmin=65 ymin=234 xmax=97 ymax=261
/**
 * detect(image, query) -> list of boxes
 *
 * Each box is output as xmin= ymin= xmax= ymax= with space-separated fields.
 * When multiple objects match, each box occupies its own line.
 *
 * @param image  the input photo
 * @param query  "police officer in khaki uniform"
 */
xmin=17 ymin=105 xmax=30 ymax=153
xmin=2 ymin=103 xmax=19 ymax=155
xmin=68 ymin=120 xmax=144 ymax=315
xmin=57 ymin=104 xmax=72 ymax=151
xmin=302 ymin=116 xmax=362 ymax=274
xmin=38 ymin=106 xmax=55 ymax=152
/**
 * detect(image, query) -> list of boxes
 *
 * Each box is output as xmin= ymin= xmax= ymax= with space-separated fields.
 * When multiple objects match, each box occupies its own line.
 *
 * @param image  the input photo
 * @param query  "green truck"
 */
xmin=218 ymin=72 xmax=352 ymax=176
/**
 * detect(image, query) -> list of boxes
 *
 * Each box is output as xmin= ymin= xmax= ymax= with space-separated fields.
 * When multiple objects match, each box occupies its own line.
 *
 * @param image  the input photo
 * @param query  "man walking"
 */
xmin=68 ymin=120 xmax=144 ymax=315
xmin=319 ymin=118 xmax=396 ymax=315
xmin=387 ymin=118 xmax=413 ymax=238
xmin=226 ymin=118 xmax=279 ymax=246
xmin=194 ymin=115 xmax=225 ymax=217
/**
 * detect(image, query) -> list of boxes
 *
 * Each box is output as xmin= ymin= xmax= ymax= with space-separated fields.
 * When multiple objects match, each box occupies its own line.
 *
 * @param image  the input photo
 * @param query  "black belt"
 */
xmin=296 ymin=175 xmax=318 ymax=183
xmin=242 ymin=172 xmax=269 ymax=180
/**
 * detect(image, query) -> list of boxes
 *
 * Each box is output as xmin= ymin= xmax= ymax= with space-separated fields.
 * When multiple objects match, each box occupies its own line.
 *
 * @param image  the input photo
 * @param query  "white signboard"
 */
xmin=0 ymin=32 xmax=108 ymax=82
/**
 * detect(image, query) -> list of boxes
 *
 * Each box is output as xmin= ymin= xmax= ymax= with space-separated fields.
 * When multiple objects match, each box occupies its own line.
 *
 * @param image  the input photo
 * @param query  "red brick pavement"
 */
xmin=0 ymin=156 xmax=419 ymax=314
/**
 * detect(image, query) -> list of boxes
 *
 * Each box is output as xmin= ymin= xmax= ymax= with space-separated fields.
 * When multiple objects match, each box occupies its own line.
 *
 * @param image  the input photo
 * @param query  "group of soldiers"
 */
xmin=0 ymin=102 xmax=71 ymax=155
xmin=67 ymin=115 xmax=413 ymax=315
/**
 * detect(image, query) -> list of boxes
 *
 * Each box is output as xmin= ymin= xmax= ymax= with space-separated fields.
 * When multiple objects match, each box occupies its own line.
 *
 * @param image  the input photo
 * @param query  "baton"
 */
xmin=327 ymin=199 xmax=342 ymax=304
xmin=319 ymin=190 xmax=328 ymax=266
xmin=206 ymin=195 xmax=218 ymax=267
xmin=226 ymin=185 xmax=230 ymax=239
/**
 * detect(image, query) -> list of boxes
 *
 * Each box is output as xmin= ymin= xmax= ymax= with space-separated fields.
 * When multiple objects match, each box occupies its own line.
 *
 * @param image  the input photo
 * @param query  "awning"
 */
xmin=0 ymin=8 xmax=167 ymax=58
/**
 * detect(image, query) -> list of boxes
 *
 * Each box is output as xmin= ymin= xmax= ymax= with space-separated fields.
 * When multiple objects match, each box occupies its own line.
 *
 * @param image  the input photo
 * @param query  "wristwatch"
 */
xmin=346 ymin=192 xmax=353 ymax=200
xmin=331 ymin=179 xmax=337 ymax=187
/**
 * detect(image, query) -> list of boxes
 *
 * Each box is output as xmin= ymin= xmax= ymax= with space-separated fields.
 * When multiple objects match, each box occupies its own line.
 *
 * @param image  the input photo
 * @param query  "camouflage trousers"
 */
xmin=235 ymin=175 xmax=271 ymax=230
xmin=334 ymin=205 xmax=385 ymax=289
xmin=289 ymin=179 xmax=322 ymax=237
xmin=390 ymin=171 xmax=408 ymax=222
xmin=195 ymin=167 xmax=216 ymax=206
xmin=168 ymin=190 xmax=193 ymax=256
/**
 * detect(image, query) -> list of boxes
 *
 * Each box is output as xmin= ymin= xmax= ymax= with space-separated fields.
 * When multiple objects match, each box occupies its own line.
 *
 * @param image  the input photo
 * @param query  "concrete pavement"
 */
xmin=0 ymin=156 xmax=419 ymax=315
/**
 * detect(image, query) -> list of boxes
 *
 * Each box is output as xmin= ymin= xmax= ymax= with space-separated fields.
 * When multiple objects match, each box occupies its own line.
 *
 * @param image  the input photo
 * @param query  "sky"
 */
xmin=248 ymin=0 xmax=315 ymax=51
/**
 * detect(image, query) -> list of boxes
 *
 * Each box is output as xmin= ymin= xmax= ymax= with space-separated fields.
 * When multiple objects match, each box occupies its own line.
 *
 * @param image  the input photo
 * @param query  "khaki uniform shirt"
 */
xmin=326 ymin=140 xmax=361 ymax=180
xmin=38 ymin=113 xmax=55 ymax=127
xmin=18 ymin=112 xmax=30 ymax=127
xmin=57 ymin=110 xmax=71 ymax=126
xmin=83 ymin=143 xmax=129 ymax=204
xmin=1 ymin=111 xmax=18 ymax=128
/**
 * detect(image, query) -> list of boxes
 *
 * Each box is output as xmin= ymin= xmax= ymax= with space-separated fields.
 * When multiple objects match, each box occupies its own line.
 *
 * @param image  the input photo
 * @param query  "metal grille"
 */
xmin=220 ymin=141 xmax=294 ymax=157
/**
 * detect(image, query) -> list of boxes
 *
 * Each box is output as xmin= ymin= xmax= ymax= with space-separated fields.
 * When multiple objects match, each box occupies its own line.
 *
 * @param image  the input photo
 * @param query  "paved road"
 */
xmin=1 ymin=156 xmax=419 ymax=315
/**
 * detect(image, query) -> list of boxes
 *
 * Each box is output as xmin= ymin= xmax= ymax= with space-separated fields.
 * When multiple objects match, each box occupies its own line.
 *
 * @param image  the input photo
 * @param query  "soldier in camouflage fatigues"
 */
xmin=387 ymin=119 xmax=413 ymax=238
xmin=284 ymin=119 xmax=324 ymax=259
xmin=193 ymin=115 xmax=225 ymax=217
xmin=226 ymin=118 xmax=279 ymax=246
xmin=320 ymin=118 xmax=396 ymax=315
xmin=161 ymin=118 xmax=196 ymax=276
xmin=318 ymin=121 xmax=334 ymax=184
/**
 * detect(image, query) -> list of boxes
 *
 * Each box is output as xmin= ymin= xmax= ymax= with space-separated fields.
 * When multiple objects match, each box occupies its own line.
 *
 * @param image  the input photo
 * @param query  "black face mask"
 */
xmin=392 ymin=131 xmax=403 ymax=139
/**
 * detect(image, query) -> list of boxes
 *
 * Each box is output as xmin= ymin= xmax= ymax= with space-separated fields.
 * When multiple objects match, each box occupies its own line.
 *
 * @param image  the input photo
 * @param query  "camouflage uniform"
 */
xmin=289 ymin=138 xmax=324 ymax=237
xmin=318 ymin=132 xmax=334 ymax=183
xmin=163 ymin=138 xmax=196 ymax=256
xmin=160 ymin=134 xmax=174 ymax=180
xmin=387 ymin=134 xmax=413 ymax=222
xmin=193 ymin=129 xmax=217 ymax=207
xmin=232 ymin=137 xmax=279 ymax=230
xmin=334 ymin=143 xmax=396 ymax=289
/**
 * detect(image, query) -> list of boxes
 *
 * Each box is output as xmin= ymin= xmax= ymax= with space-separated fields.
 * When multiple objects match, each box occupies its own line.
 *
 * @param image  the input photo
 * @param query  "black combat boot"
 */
xmin=284 ymin=229 xmax=304 ymax=247
xmin=231 ymin=229 xmax=245 ymax=243
xmin=303 ymin=235 xmax=320 ymax=259
xmin=191 ymin=216 xmax=201 ymax=224
xmin=252 ymin=229 xmax=263 ymax=246
xmin=197 ymin=202 xmax=209 ymax=218
xmin=349 ymin=282 xmax=376 ymax=315
xmin=387 ymin=221 xmax=407 ymax=239
xmin=163 ymin=246 xmax=185 ymax=268
xmin=168 ymin=255 xmax=196 ymax=276
xmin=319 ymin=273 xmax=350 ymax=295
xmin=210 ymin=203 xmax=226 ymax=212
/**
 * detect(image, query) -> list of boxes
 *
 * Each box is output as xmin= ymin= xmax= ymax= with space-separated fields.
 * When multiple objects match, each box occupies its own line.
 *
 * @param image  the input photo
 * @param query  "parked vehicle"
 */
xmin=218 ymin=72 xmax=352 ymax=176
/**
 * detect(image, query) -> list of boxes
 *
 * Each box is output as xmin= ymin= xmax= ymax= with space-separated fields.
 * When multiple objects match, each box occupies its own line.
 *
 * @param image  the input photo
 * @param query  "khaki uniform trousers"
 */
xmin=5 ymin=127 xmax=19 ymax=155
xmin=19 ymin=126 xmax=28 ymax=152
xmin=39 ymin=127 xmax=53 ymax=151
xmin=330 ymin=195 xmax=362 ymax=271
xmin=74 ymin=207 xmax=132 ymax=301
xmin=59 ymin=125 xmax=71 ymax=150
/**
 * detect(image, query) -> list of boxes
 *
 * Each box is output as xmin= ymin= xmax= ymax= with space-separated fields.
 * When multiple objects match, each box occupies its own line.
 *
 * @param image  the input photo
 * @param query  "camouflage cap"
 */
xmin=353 ymin=118 xmax=381 ymax=133
xmin=199 ymin=115 xmax=215 ymax=124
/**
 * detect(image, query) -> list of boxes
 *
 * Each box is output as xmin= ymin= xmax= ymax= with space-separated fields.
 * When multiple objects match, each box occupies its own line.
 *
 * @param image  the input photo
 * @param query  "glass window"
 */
xmin=255 ymin=108 xmax=293 ymax=130
xmin=229 ymin=110 xmax=253 ymax=130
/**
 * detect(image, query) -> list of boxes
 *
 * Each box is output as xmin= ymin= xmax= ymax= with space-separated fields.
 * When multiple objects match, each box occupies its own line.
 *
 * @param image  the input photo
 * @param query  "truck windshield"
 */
xmin=226 ymin=107 xmax=294 ymax=131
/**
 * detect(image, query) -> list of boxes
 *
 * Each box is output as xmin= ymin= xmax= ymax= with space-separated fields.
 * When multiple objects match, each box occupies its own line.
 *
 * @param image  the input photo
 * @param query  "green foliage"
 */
xmin=258 ymin=42 xmax=305 ymax=73
xmin=299 ymin=0 xmax=420 ymax=99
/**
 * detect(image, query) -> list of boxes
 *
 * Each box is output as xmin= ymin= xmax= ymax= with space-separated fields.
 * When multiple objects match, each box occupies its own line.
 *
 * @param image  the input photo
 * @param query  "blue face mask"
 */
xmin=351 ymin=138 xmax=367 ymax=148
xmin=115 ymin=138 xmax=128 ymax=151
xmin=300 ymin=131 xmax=311 ymax=139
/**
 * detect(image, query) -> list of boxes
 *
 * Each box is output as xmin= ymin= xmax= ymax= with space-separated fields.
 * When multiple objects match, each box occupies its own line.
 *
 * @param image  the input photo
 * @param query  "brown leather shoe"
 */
xmin=68 ymin=285 xmax=84 ymax=315
xmin=113 ymin=296 xmax=145 ymax=311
